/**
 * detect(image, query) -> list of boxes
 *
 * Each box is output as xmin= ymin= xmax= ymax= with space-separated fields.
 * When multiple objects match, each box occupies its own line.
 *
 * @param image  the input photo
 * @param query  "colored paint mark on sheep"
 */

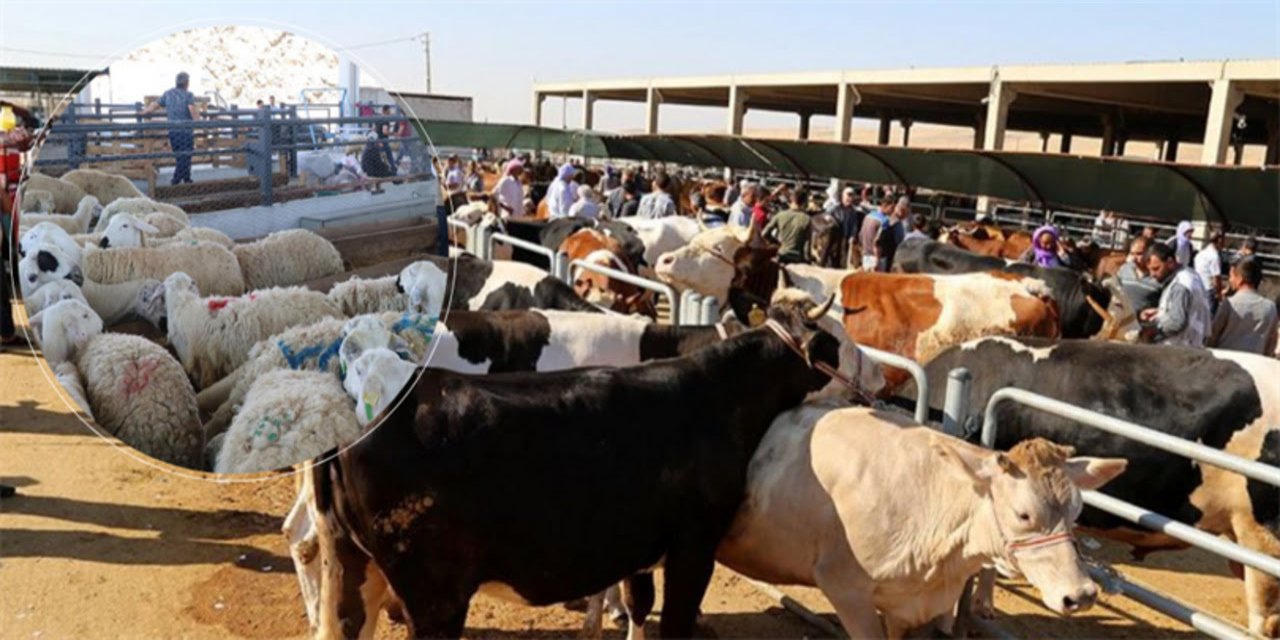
xmin=121 ymin=357 xmax=162 ymax=397
xmin=276 ymin=337 xmax=344 ymax=371
xmin=392 ymin=312 xmax=440 ymax=343
xmin=205 ymin=293 xmax=257 ymax=314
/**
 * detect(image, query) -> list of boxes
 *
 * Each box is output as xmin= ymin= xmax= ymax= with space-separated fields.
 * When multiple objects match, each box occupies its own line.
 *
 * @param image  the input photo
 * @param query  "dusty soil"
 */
xmin=0 ymin=312 xmax=1250 ymax=639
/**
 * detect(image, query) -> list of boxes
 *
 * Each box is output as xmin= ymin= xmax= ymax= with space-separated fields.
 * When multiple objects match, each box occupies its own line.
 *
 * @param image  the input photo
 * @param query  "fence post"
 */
xmin=64 ymin=106 xmax=83 ymax=170
xmin=942 ymin=367 xmax=972 ymax=436
xmin=254 ymin=105 xmax=274 ymax=206
xmin=701 ymin=296 xmax=719 ymax=325
xmin=474 ymin=223 xmax=492 ymax=260
xmin=683 ymin=292 xmax=702 ymax=326
xmin=554 ymin=252 xmax=571 ymax=283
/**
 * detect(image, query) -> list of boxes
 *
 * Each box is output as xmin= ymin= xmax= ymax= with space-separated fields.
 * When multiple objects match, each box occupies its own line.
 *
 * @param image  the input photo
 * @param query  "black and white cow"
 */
xmin=914 ymin=337 xmax=1280 ymax=636
xmin=397 ymin=254 xmax=601 ymax=316
xmin=893 ymin=238 xmax=1111 ymax=339
xmin=306 ymin=303 xmax=858 ymax=639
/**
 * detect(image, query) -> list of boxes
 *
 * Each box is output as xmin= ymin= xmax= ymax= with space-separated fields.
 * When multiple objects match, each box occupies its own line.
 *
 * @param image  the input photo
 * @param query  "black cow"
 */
xmin=893 ymin=239 xmax=1111 ymax=338
xmin=808 ymin=212 xmax=844 ymax=268
xmin=396 ymin=253 xmax=601 ymax=314
xmin=308 ymin=304 xmax=848 ymax=639
xmin=912 ymin=337 xmax=1280 ymax=635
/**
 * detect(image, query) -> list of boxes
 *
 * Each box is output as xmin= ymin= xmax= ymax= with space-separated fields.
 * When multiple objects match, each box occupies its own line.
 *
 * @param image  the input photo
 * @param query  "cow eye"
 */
xmin=1018 ymin=512 xmax=1031 ymax=522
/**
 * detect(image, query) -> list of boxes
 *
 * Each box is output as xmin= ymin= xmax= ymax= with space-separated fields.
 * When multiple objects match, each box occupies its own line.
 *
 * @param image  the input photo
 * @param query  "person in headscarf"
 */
xmin=568 ymin=185 xmax=602 ymax=220
xmin=544 ymin=163 xmax=578 ymax=219
xmin=1167 ymin=220 xmax=1195 ymax=267
xmin=491 ymin=159 xmax=525 ymax=219
xmin=1021 ymin=225 xmax=1064 ymax=268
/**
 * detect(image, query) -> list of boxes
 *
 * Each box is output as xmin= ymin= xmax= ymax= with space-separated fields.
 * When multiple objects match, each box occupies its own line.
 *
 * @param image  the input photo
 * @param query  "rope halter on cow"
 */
xmin=988 ymin=499 xmax=1077 ymax=574
xmin=758 ymin=298 xmax=876 ymax=406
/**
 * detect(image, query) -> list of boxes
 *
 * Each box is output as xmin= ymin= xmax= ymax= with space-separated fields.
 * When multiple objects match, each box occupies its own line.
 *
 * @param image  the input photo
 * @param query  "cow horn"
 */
xmin=1084 ymin=294 xmax=1115 ymax=336
xmin=807 ymin=293 xmax=836 ymax=321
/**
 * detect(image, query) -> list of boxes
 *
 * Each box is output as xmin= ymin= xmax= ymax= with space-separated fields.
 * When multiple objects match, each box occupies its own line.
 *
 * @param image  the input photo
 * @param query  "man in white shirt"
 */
xmin=1193 ymin=231 xmax=1226 ymax=310
xmin=636 ymin=173 xmax=677 ymax=219
xmin=1140 ymin=242 xmax=1212 ymax=347
xmin=491 ymin=160 xmax=525 ymax=219
xmin=729 ymin=183 xmax=759 ymax=228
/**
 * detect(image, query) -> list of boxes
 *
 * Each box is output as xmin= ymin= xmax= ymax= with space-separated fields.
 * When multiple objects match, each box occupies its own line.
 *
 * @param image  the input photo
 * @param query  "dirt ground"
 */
xmin=0 ymin=312 xmax=1251 ymax=639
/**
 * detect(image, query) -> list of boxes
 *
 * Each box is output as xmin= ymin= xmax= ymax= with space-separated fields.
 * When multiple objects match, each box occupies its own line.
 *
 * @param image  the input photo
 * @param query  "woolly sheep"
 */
xmin=18 ymin=195 xmax=100 ymax=235
xmin=233 ymin=229 xmax=344 ymax=290
xmin=341 ymin=346 xmax=418 ymax=428
xmin=212 ymin=370 xmax=360 ymax=475
xmin=17 ymin=243 xmax=83 ymax=299
xmin=82 ymin=278 xmax=166 ymax=327
xmin=82 ymin=241 xmax=245 ymax=296
xmin=324 ymin=275 xmax=408 ymax=316
xmin=198 ymin=311 xmax=438 ymax=436
xmin=155 ymin=226 xmax=234 ymax=249
xmin=19 ymin=189 xmax=53 ymax=213
xmin=60 ymin=168 xmax=144 ymax=206
xmin=52 ymin=361 xmax=93 ymax=417
xmin=98 ymin=213 xmax=162 ymax=249
xmin=25 ymin=279 xmax=88 ymax=316
xmin=94 ymin=197 xmax=191 ymax=232
xmin=31 ymin=299 xmax=203 ymax=468
xmin=19 ymin=173 xmax=86 ymax=212
xmin=79 ymin=221 xmax=228 ymax=251
xmin=162 ymin=271 xmax=344 ymax=389
xmin=20 ymin=221 xmax=84 ymax=264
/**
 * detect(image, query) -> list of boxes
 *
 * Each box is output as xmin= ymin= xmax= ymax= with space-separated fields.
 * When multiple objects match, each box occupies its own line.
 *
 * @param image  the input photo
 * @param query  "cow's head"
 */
xmin=342 ymin=347 xmax=419 ymax=428
xmin=28 ymin=298 xmax=103 ymax=364
xmin=18 ymin=244 xmax=84 ymax=299
xmin=654 ymin=221 xmax=761 ymax=303
xmin=396 ymin=261 xmax=449 ymax=318
xmin=768 ymin=288 xmax=885 ymax=401
xmin=99 ymin=213 xmax=160 ymax=249
xmin=934 ymin=438 xmax=1126 ymax=616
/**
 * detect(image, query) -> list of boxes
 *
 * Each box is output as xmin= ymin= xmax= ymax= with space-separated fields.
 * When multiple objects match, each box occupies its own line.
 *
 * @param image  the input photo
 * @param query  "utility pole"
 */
xmin=420 ymin=32 xmax=432 ymax=94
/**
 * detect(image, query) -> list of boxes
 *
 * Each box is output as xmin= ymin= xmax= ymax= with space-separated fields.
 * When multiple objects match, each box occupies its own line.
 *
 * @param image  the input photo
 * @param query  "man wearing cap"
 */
xmin=142 ymin=72 xmax=201 ymax=185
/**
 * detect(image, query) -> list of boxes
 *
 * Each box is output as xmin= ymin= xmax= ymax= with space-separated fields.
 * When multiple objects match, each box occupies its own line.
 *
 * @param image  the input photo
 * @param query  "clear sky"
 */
xmin=2 ymin=0 xmax=1277 ymax=132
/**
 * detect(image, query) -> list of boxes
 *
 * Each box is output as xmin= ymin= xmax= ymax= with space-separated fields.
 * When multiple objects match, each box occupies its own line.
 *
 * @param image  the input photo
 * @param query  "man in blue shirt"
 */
xmin=142 ymin=72 xmax=200 ymax=185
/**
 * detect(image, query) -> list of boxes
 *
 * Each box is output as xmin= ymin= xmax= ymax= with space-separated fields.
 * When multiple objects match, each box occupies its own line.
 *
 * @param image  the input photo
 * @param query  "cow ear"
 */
xmin=1064 ymin=457 xmax=1127 ymax=491
xmin=932 ymin=438 xmax=1001 ymax=492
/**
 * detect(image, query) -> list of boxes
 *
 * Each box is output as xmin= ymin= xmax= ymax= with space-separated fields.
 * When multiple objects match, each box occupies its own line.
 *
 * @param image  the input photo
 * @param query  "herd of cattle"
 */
xmin=271 ymin=204 xmax=1280 ymax=640
xmin=16 ymin=169 xmax=1275 ymax=637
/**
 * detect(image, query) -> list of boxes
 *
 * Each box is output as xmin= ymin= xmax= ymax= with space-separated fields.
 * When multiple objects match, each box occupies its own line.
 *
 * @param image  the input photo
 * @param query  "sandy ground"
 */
xmin=0 ymin=310 xmax=1252 ymax=639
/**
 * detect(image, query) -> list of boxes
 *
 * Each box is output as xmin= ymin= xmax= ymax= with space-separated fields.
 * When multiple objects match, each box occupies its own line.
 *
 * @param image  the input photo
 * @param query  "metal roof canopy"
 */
xmin=0 ymin=66 xmax=105 ymax=95
xmin=414 ymin=120 xmax=1279 ymax=233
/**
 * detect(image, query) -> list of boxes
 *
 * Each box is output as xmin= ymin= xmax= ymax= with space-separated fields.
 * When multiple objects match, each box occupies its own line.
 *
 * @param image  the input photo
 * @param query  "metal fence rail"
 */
xmin=483 ymin=229 xmax=571 ymax=282
xmin=978 ymin=386 xmax=1280 ymax=639
xmin=571 ymin=259 xmax=681 ymax=321
xmin=857 ymin=346 xmax=929 ymax=424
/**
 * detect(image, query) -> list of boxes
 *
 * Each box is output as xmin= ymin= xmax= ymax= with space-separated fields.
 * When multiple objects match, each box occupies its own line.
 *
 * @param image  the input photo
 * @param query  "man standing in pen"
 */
xmin=142 ymin=72 xmax=201 ymax=185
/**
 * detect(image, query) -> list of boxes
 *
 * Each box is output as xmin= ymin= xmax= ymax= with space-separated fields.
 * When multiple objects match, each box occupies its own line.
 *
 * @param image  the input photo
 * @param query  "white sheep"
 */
xmin=212 ymin=370 xmax=361 ymax=475
xmin=52 ymin=361 xmax=93 ymax=417
xmin=94 ymin=196 xmax=191 ymax=232
xmin=29 ymin=299 xmax=204 ymax=468
xmin=19 ymin=189 xmax=53 ymax=213
xmin=17 ymin=243 xmax=83 ymax=299
xmin=82 ymin=278 xmax=166 ymax=327
xmin=97 ymin=213 xmax=161 ymax=249
xmin=324 ymin=275 xmax=408 ymax=316
xmin=163 ymin=271 xmax=345 ymax=390
xmin=233 ymin=229 xmax=345 ymax=290
xmin=19 ymin=173 xmax=86 ymax=212
xmin=18 ymin=195 xmax=100 ymax=235
xmin=156 ymin=226 xmax=234 ymax=249
xmin=59 ymin=168 xmax=144 ymax=206
xmin=82 ymin=241 xmax=246 ymax=296
xmin=341 ymin=346 xmax=419 ymax=428
xmin=20 ymin=221 xmax=84 ymax=264
xmin=24 ymin=279 xmax=88 ymax=316
xmin=198 ymin=311 xmax=437 ymax=436
xmin=80 ymin=223 xmax=232 ymax=251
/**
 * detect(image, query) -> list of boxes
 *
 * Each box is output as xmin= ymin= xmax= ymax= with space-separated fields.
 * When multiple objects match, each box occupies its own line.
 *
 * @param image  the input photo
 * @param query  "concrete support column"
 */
xmin=1115 ymin=135 xmax=1128 ymax=156
xmin=1201 ymin=79 xmax=1245 ymax=165
xmin=901 ymin=118 xmax=913 ymax=146
xmin=1039 ymin=132 xmax=1050 ymax=152
xmin=798 ymin=112 xmax=812 ymax=141
xmin=644 ymin=87 xmax=662 ymax=135
xmin=580 ymin=90 xmax=596 ymax=130
xmin=727 ymin=85 xmax=746 ymax=136
xmin=1060 ymin=132 xmax=1073 ymax=153
xmin=878 ymin=115 xmax=891 ymax=145
xmin=834 ymin=83 xmax=855 ymax=143
xmin=1265 ymin=111 xmax=1279 ymax=166
xmin=1164 ymin=138 xmax=1180 ymax=162
xmin=1100 ymin=115 xmax=1116 ymax=157
xmin=981 ymin=80 xmax=1017 ymax=150
xmin=1232 ymin=142 xmax=1245 ymax=166
xmin=531 ymin=92 xmax=544 ymax=127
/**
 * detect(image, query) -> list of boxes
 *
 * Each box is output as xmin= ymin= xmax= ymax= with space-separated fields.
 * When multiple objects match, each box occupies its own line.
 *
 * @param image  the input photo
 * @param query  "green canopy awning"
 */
xmin=414 ymin=120 xmax=1280 ymax=233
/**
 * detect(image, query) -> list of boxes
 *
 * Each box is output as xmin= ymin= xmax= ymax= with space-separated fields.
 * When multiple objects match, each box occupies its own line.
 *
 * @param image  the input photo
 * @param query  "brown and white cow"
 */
xmin=943 ymin=223 xmax=1032 ymax=260
xmin=841 ymin=271 xmax=1061 ymax=392
xmin=716 ymin=404 xmax=1126 ymax=639
xmin=560 ymin=228 xmax=656 ymax=317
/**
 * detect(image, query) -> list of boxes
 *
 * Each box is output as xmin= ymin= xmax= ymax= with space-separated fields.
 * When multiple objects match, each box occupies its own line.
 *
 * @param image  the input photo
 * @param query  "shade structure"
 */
xmin=414 ymin=120 xmax=1279 ymax=233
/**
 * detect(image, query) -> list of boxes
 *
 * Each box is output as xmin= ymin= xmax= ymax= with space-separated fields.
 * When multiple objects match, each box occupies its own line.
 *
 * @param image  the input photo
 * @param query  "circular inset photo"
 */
xmin=11 ymin=25 xmax=457 ymax=475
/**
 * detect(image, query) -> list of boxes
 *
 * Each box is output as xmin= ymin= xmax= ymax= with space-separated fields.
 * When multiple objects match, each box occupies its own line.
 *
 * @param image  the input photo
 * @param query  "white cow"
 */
xmin=716 ymin=403 xmax=1126 ymax=639
xmin=618 ymin=216 xmax=701 ymax=275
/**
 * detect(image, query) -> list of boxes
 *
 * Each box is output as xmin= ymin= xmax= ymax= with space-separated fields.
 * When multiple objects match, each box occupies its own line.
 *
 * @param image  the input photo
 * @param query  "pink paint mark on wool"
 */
xmin=121 ymin=357 xmax=162 ymax=397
